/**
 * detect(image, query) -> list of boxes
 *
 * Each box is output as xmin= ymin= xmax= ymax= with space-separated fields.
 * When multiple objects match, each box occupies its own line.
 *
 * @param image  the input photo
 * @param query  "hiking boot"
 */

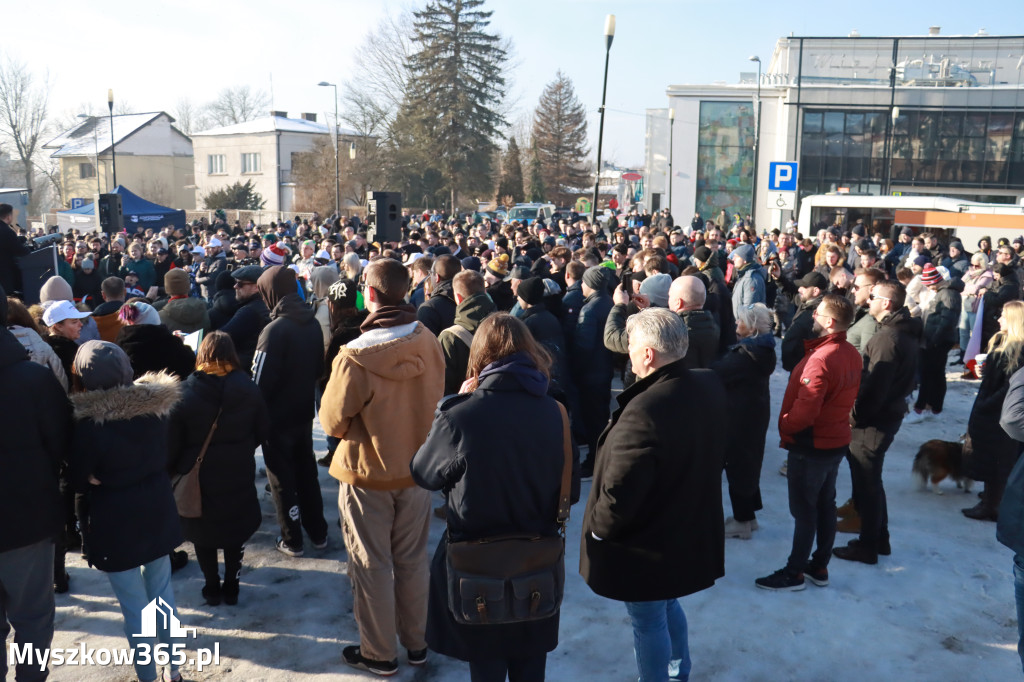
xmin=317 ymin=453 xmax=333 ymax=468
xmin=407 ymin=648 xmax=428 ymax=666
xmin=836 ymin=498 xmax=856 ymax=518
xmin=275 ymin=538 xmax=303 ymax=558
xmin=755 ymin=567 xmax=805 ymax=592
xmin=724 ymin=517 xmax=753 ymax=540
xmin=833 ymin=540 xmax=879 ymax=565
xmin=342 ymin=646 xmax=398 ymax=676
xmin=962 ymin=501 xmax=998 ymax=521
xmin=836 ymin=515 xmax=861 ymax=534
xmin=803 ymin=562 xmax=829 ymax=587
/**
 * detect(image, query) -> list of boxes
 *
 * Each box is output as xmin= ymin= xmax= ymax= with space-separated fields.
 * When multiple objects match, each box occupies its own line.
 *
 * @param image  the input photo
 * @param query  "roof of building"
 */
xmin=192 ymin=115 xmax=359 ymax=137
xmin=43 ymin=112 xmax=180 ymax=158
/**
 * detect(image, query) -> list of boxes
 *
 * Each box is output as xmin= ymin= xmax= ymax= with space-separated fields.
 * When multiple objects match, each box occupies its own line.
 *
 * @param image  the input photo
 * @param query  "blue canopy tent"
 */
xmin=56 ymin=186 xmax=187 ymax=233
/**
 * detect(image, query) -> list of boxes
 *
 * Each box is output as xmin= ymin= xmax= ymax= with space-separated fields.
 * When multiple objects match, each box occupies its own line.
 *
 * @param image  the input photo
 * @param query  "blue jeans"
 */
xmin=1014 ymin=554 xmax=1024 ymax=673
xmin=624 ymin=599 xmax=690 ymax=682
xmin=106 ymin=556 xmax=182 ymax=682
xmin=958 ymin=308 xmax=977 ymax=353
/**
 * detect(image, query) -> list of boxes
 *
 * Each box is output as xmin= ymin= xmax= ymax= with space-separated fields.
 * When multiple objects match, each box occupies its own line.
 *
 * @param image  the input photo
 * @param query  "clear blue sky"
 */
xmin=6 ymin=0 xmax=1024 ymax=169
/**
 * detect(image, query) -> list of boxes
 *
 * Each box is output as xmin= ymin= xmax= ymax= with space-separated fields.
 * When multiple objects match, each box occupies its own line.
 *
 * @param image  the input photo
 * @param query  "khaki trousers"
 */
xmin=339 ymin=482 xmax=431 ymax=661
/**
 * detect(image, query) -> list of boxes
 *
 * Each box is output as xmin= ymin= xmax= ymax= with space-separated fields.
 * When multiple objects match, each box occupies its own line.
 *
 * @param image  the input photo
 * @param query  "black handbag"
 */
xmin=446 ymin=402 xmax=572 ymax=625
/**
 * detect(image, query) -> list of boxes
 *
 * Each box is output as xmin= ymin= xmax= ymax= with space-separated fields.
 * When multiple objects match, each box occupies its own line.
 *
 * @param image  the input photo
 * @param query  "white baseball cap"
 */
xmin=43 ymin=300 xmax=91 ymax=327
xmin=208 ymin=237 xmax=223 ymax=248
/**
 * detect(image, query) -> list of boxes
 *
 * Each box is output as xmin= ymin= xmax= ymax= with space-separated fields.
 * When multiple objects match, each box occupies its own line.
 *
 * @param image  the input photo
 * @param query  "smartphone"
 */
xmin=621 ymin=271 xmax=633 ymax=298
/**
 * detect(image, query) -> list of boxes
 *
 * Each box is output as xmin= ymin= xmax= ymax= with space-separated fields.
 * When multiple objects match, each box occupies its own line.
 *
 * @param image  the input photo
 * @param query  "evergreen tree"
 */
xmin=405 ymin=0 xmax=508 ymax=210
xmin=496 ymin=137 xmax=525 ymax=204
xmin=531 ymin=70 xmax=590 ymax=205
xmin=528 ymin=141 xmax=546 ymax=203
xmin=201 ymin=180 xmax=265 ymax=210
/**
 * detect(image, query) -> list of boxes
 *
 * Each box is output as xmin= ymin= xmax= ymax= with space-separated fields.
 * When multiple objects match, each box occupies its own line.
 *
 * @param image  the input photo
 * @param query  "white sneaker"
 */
xmin=724 ymin=517 xmax=753 ymax=540
xmin=904 ymin=410 xmax=929 ymax=424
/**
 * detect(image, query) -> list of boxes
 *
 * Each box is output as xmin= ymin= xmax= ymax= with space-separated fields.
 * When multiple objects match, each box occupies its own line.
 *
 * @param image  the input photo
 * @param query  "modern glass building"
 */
xmin=646 ymin=31 xmax=1024 ymax=231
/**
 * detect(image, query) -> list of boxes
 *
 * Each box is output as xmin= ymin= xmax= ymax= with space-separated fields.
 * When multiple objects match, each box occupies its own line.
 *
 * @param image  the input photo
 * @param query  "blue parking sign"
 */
xmin=70 ymin=197 xmax=85 ymax=209
xmin=768 ymin=162 xmax=798 ymax=192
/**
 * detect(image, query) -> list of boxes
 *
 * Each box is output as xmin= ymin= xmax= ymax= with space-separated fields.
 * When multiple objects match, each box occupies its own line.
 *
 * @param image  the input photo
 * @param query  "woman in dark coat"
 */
xmin=965 ymin=301 xmax=1024 ymax=521
xmin=115 ymin=300 xmax=195 ymax=380
xmin=711 ymin=302 xmax=777 ymax=539
xmin=70 ymin=341 xmax=185 ymax=682
xmin=208 ymin=270 xmax=241 ymax=330
xmin=168 ymin=332 xmax=267 ymax=606
xmin=411 ymin=313 xmax=575 ymax=682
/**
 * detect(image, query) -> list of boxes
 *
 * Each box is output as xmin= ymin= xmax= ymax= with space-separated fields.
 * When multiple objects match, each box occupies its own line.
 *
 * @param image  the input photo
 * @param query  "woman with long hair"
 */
xmin=411 ymin=313 xmax=577 ymax=681
xmin=965 ymin=301 xmax=1024 ymax=520
xmin=168 ymin=332 xmax=267 ymax=605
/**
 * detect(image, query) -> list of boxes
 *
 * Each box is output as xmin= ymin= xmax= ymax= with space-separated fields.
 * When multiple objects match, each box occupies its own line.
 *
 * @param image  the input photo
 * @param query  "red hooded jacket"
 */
xmin=778 ymin=331 xmax=862 ymax=452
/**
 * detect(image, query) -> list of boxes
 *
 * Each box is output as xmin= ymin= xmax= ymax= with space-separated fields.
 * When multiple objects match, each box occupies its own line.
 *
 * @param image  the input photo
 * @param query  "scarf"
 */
xmin=478 ymin=352 xmax=549 ymax=396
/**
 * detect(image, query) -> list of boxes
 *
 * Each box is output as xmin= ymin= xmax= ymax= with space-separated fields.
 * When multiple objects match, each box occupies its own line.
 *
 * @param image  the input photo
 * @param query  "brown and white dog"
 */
xmin=912 ymin=435 xmax=973 ymax=494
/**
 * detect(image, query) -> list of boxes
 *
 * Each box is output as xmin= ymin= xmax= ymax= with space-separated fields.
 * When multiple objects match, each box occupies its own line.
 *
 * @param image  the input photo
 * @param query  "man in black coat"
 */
xmin=781 ymin=271 xmax=827 ymax=372
xmin=0 ymin=203 xmax=31 ymax=296
xmin=692 ymin=246 xmax=736 ymax=353
xmin=252 ymin=265 xmax=329 ymax=556
xmin=416 ymin=255 xmax=461 ymax=336
xmin=913 ymin=264 xmax=960 ymax=417
xmin=834 ymin=281 xmax=920 ymax=564
xmin=221 ymin=265 xmax=270 ymax=374
xmin=581 ymin=308 xmax=726 ymax=682
xmin=572 ymin=266 xmax=615 ymax=475
xmin=0 ymin=287 xmax=72 ymax=681
xmin=518 ymin=277 xmax=567 ymax=389
xmin=668 ymin=275 xmax=720 ymax=369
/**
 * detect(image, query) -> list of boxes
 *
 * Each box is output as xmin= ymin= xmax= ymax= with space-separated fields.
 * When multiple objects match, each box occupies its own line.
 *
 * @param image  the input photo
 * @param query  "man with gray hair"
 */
xmin=581 ymin=307 xmax=727 ymax=682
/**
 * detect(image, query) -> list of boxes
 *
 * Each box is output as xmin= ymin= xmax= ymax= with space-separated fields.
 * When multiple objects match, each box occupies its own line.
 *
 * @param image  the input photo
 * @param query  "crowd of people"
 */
xmin=2 ymin=197 xmax=1024 ymax=680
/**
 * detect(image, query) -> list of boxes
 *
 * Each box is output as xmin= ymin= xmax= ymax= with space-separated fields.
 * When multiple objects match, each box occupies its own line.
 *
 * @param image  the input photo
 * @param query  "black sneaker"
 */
xmin=755 ymin=567 xmax=805 ymax=591
xmin=276 ymin=538 xmax=303 ymax=558
xmin=342 ymin=645 xmax=398 ymax=676
xmin=407 ymin=647 xmax=427 ymax=666
xmin=803 ymin=562 xmax=829 ymax=587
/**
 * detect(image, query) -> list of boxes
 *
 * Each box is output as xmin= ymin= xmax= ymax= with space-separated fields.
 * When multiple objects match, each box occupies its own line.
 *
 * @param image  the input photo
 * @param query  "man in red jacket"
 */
xmin=757 ymin=294 xmax=862 ymax=591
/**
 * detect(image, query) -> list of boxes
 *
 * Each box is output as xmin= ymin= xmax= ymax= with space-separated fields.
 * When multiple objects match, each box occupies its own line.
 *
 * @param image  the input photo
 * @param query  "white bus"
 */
xmin=796 ymin=194 xmax=1024 ymax=247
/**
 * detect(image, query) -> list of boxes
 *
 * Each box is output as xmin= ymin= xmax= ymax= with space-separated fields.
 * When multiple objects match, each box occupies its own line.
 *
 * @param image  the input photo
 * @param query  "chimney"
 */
xmin=302 ymin=113 xmax=317 ymax=122
xmin=928 ymin=26 xmax=941 ymax=36
xmin=848 ymin=29 xmax=860 ymax=38
xmin=270 ymin=110 xmax=287 ymax=118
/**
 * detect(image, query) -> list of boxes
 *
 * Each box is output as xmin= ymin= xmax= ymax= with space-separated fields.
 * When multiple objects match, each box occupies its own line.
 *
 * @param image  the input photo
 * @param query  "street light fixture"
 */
xmin=667 ymin=108 xmax=675 ymax=214
xmin=748 ymin=56 xmax=761 ymax=228
xmin=77 ymin=114 xmax=101 ymax=195
xmin=591 ymin=14 xmax=615 ymax=227
xmin=318 ymin=81 xmax=340 ymax=215
xmin=107 ymin=89 xmax=117 ymax=189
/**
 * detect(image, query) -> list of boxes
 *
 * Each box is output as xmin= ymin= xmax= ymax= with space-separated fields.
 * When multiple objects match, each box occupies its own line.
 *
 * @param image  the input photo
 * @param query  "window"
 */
xmin=694 ymin=102 xmax=755 ymax=221
xmin=79 ymin=162 xmax=95 ymax=179
xmin=241 ymin=152 xmax=261 ymax=174
xmin=208 ymin=154 xmax=225 ymax=174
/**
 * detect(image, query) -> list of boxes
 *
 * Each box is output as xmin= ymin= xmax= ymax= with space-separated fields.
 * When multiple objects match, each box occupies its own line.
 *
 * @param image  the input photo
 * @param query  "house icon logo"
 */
xmin=133 ymin=598 xmax=197 ymax=638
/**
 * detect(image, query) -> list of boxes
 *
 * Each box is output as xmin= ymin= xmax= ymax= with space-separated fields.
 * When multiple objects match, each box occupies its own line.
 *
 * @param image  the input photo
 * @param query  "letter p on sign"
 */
xmin=768 ymin=162 xmax=798 ymax=192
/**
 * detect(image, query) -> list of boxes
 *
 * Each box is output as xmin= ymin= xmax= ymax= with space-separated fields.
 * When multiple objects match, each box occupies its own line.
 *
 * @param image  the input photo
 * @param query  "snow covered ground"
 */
xmin=41 ymin=351 xmax=1022 ymax=681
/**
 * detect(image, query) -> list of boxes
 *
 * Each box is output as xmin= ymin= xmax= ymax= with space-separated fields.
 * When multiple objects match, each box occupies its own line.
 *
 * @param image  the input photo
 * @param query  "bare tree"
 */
xmin=172 ymin=96 xmax=209 ymax=135
xmin=342 ymin=11 xmax=416 ymax=124
xmin=206 ymin=85 xmax=270 ymax=127
xmin=0 ymin=54 xmax=50 ymax=207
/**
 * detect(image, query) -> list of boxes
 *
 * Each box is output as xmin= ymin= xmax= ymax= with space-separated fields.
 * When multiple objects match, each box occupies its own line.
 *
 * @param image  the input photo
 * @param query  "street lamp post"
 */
xmin=107 ymin=89 xmax=117 ymax=189
xmin=318 ymin=81 xmax=340 ymax=215
xmin=667 ymin=108 xmax=674 ymax=214
xmin=591 ymin=14 xmax=615 ymax=227
xmin=77 ymin=114 xmax=101 ymax=195
xmin=748 ymin=56 xmax=761 ymax=228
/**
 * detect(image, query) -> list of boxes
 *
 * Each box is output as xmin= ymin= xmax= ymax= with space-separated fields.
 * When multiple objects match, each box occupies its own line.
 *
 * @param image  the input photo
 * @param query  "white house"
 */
xmin=191 ymin=112 xmax=361 ymax=214
xmin=43 ymin=112 xmax=195 ymax=209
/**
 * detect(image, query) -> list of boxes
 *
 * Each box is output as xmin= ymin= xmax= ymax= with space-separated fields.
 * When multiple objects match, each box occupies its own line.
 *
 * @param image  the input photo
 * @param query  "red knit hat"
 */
xmin=921 ymin=263 xmax=943 ymax=286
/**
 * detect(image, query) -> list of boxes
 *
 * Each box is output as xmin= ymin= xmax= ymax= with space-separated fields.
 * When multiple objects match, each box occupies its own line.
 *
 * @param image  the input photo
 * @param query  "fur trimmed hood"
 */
xmin=71 ymin=371 xmax=182 ymax=423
